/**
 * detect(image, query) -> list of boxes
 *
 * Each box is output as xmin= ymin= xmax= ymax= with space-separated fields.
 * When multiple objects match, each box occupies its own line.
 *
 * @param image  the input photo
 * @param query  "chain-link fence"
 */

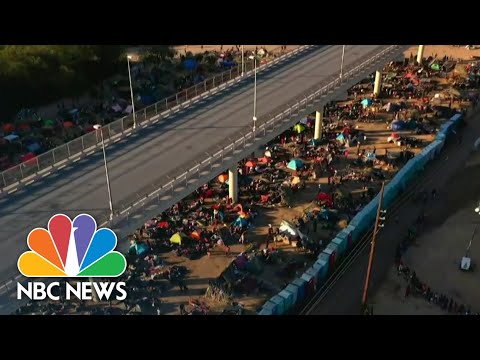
xmin=0 ymin=45 xmax=310 ymax=190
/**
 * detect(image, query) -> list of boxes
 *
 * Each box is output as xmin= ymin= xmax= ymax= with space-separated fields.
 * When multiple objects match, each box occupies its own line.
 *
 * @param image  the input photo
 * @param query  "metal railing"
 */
xmin=0 ymin=45 xmax=313 ymax=192
xmin=93 ymin=45 xmax=405 ymax=228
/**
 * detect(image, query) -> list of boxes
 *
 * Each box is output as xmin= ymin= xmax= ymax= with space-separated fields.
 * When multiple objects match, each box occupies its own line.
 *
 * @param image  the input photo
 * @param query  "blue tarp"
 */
xmin=287 ymin=159 xmax=305 ymax=170
xmin=183 ymin=59 xmax=197 ymax=71
xmin=26 ymin=142 xmax=41 ymax=153
xmin=391 ymin=120 xmax=406 ymax=131
xmin=361 ymin=98 xmax=373 ymax=108
xmin=233 ymin=217 xmax=248 ymax=227
xmin=336 ymin=133 xmax=346 ymax=142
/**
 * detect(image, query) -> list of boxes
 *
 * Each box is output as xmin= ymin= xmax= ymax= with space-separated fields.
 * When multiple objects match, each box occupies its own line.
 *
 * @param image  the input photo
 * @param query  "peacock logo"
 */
xmin=18 ymin=214 xmax=127 ymax=278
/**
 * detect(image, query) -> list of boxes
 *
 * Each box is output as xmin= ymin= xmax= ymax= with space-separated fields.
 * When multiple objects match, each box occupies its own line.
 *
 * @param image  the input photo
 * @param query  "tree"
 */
xmin=141 ymin=46 xmax=176 ymax=67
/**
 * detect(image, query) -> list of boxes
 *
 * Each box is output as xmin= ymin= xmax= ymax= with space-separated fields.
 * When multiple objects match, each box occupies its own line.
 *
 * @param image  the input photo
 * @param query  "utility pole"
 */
xmin=361 ymin=181 xmax=386 ymax=313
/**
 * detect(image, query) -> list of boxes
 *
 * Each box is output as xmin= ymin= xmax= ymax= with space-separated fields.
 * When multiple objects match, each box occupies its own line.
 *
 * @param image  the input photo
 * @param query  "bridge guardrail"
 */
xmin=0 ymin=45 xmax=312 ymax=194
xmin=94 ymin=45 xmax=404 ymax=228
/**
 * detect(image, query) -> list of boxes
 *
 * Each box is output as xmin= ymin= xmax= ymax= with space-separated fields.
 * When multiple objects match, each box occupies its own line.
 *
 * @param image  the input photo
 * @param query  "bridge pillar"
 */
xmin=314 ymin=111 xmax=323 ymax=140
xmin=373 ymin=70 xmax=382 ymax=97
xmin=417 ymin=45 xmax=425 ymax=64
xmin=229 ymin=167 xmax=238 ymax=203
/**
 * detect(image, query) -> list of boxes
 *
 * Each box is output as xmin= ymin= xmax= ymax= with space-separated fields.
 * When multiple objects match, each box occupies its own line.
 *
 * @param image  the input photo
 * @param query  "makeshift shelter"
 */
xmin=26 ymin=142 xmax=41 ymax=153
xmin=336 ymin=133 xmax=346 ymax=144
xmin=361 ymin=98 xmax=373 ymax=108
xmin=431 ymin=63 xmax=441 ymax=71
xmin=170 ymin=232 xmax=186 ymax=245
xmin=364 ymin=152 xmax=376 ymax=162
xmin=218 ymin=174 xmax=228 ymax=183
xmin=245 ymin=160 xmax=256 ymax=168
xmin=264 ymin=150 xmax=272 ymax=158
xmin=233 ymin=217 xmax=248 ymax=227
xmin=2 ymin=123 xmax=15 ymax=133
xmin=391 ymin=120 xmax=406 ymax=131
xmin=316 ymin=192 xmax=333 ymax=208
xmin=3 ymin=134 xmax=19 ymax=143
xmin=20 ymin=153 xmax=36 ymax=163
xmin=63 ymin=121 xmax=75 ymax=129
xmin=293 ymin=124 xmax=306 ymax=133
xmin=279 ymin=220 xmax=308 ymax=241
xmin=129 ymin=242 xmax=150 ymax=256
xmin=287 ymin=159 xmax=304 ymax=171
xmin=43 ymin=119 xmax=56 ymax=127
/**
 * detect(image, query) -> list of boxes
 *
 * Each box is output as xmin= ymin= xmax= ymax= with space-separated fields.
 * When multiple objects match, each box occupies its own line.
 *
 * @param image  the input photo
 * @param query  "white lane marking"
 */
xmin=42 ymin=172 xmax=51 ymax=177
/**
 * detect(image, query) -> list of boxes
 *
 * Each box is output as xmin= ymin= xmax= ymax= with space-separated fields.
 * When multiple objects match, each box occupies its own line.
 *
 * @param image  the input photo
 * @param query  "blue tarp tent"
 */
xmin=233 ymin=217 xmax=248 ymax=227
xmin=361 ymin=98 xmax=373 ymax=108
xmin=391 ymin=120 xmax=406 ymax=131
xmin=183 ymin=59 xmax=197 ymax=71
xmin=129 ymin=243 xmax=149 ymax=256
xmin=336 ymin=133 xmax=346 ymax=143
xmin=26 ymin=142 xmax=41 ymax=153
xmin=287 ymin=159 xmax=305 ymax=171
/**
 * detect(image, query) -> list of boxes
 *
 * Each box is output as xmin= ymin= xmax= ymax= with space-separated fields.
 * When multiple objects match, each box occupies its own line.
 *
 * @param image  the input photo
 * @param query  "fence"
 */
xmin=95 ymin=45 xmax=404 ymax=229
xmin=0 ymin=45 xmax=313 ymax=192
xmin=259 ymin=111 xmax=465 ymax=315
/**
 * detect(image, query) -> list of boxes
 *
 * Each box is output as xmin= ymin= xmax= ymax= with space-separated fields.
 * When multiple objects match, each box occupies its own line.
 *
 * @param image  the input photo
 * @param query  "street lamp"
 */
xmin=249 ymin=55 xmax=258 ymax=133
xmin=340 ymin=45 xmax=346 ymax=80
xmin=241 ymin=45 xmax=245 ymax=76
xmin=127 ymin=55 xmax=136 ymax=129
xmin=94 ymin=124 xmax=114 ymax=221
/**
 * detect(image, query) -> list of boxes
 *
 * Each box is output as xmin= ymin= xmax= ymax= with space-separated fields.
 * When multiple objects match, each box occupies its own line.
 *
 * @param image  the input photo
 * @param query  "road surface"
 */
xmin=0 ymin=45 xmax=387 ymax=284
xmin=307 ymin=109 xmax=479 ymax=315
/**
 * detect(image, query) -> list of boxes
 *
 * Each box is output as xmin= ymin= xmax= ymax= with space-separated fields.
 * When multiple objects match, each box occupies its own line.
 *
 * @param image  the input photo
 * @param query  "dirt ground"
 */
xmin=404 ymin=45 xmax=480 ymax=61
xmin=370 ymin=153 xmax=480 ymax=315
xmin=174 ymin=45 xmax=300 ymax=55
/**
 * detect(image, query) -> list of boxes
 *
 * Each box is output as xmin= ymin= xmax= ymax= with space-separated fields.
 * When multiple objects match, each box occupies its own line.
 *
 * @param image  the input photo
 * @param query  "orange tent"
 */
xmin=218 ymin=174 xmax=228 ymax=183
xmin=191 ymin=231 xmax=201 ymax=240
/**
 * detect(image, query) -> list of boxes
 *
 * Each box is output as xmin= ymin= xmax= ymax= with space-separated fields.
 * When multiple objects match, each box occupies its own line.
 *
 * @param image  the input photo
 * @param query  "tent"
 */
xmin=20 ymin=153 xmax=36 ymax=163
xmin=190 ymin=231 xmax=201 ymax=240
xmin=287 ymin=159 xmax=304 ymax=171
xmin=361 ymin=98 xmax=373 ymax=108
xmin=26 ymin=142 xmax=41 ymax=153
xmin=245 ymin=160 xmax=256 ymax=168
xmin=3 ymin=134 xmax=19 ymax=143
xmin=129 ymin=243 xmax=150 ymax=256
xmin=431 ymin=63 xmax=441 ymax=71
xmin=279 ymin=220 xmax=308 ymax=241
xmin=293 ymin=124 xmax=306 ymax=133
xmin=183 ymin=59 xmax=197 ymax=71
xmin=365 ymin=152 xmax=376 ymax=162
xmin=336 ymin=133 xmax=346 ymax=144
xmin=63 ymin=121 xmax=75 ymax=129
xmin=218 ymin=174 xmax=228 ymax=183
xmin=316 ymin=192 xmax=333 ymax=208
xmin=233 ymin=217 xmax=248 ymax=227
xmin=43 ymin=119 xmax=56 ymax=127
xmin=2 ymin=123 xmax=15 ymax=133
xmin=170 ymin=232 xmax=185 ymax=245
xmin=391 ymin=120 xmax=406 ymax=131
xmin=264 ymin=150 xmax=272 ymax=158
xmin=291 ymin=176 xmax=301 ymax=185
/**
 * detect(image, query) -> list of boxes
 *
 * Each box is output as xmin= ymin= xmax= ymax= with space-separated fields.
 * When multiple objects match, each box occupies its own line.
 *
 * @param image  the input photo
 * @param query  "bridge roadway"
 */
xmin=0 ymin=45 xmax=389 ymax=285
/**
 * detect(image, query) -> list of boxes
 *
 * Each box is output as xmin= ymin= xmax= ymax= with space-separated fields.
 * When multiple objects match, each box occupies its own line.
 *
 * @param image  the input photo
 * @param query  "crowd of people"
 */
xmin=13 ymin=50 xmax=480 ymax=315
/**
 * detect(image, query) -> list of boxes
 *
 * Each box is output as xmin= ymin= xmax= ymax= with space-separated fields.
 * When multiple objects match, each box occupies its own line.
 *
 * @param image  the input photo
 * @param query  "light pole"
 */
xmin=340 ymin=45 xmax=346 ymax=80
xmin=249 ymin=55 xmax=258 ymax=133
xmin=361 ymin=181 xmax=385 ymax=313
xmin=127 ymin=55 xmax=136 ymax=129
xmin=94 ymin=124 xmax=114 ymax=221
xmin=241 ymin=45 xmax=245 ymax=76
